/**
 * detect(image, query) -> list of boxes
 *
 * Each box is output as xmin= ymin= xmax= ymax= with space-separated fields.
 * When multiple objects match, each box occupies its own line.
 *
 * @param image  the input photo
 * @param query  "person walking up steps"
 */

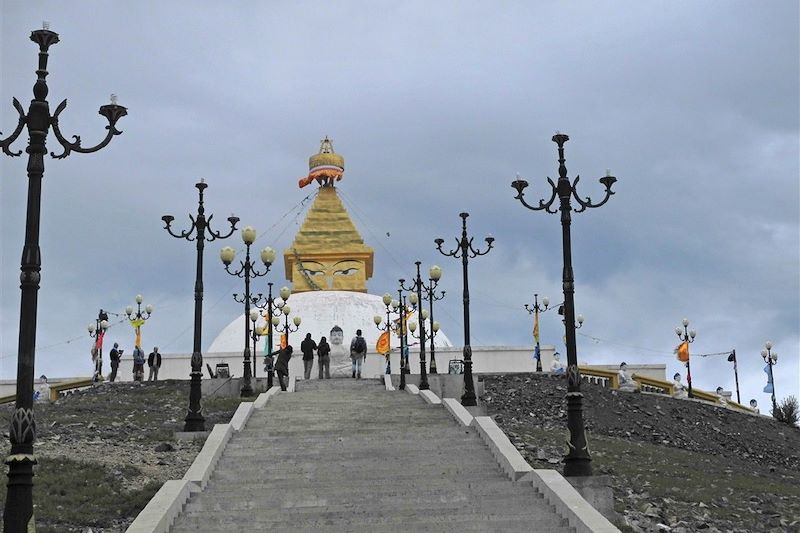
xmin=272 ymin=345 xmax=294 ymax=391
xmin=300 ymin=333 xmax=317 ymax=380
xmin=317 ymin=336 xmax=331 ymax=379
xmin=350 ymin=329 xmax=367 ymax=379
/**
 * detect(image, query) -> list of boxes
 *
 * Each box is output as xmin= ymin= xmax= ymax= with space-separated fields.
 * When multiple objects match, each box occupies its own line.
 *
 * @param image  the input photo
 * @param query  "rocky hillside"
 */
xmin=0 ymin=380 xmax=246 ymax=532
xmin=481 ymin=373 xmax=800 ymax=533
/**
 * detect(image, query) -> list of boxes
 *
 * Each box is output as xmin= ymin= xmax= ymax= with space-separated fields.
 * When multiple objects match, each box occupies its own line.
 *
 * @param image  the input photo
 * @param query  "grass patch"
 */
xmin=0 ymin=457 xmax=160 ymax=529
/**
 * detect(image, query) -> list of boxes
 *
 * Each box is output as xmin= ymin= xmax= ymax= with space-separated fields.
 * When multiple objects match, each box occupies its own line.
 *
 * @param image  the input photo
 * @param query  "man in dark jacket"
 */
xmin=147 ymin=347 xmax=162 ymax=381
xmin=108 ymin=343 xmax=122 ymax=382
xmin=300 ymin=333 xmax=317 ymax=380
xmin=273 ymin=345 xmax=293 ymax=391
xmin=317 ymin=336 xmax=331 ymax=379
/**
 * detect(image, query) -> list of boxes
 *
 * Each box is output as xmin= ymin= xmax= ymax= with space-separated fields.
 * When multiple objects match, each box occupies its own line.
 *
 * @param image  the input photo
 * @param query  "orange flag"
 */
xmin=675 ymin=341 xmax=689 ymax=362
xmin=280 ymin=334 xmax=288 ymax=349
xmin=376 ymin=331 xmax=390 ymax=354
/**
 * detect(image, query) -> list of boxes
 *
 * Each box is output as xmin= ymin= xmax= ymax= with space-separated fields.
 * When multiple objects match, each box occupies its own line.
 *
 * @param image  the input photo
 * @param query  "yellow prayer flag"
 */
xmin=376 ymin=331 xmax=391 ymax=354
xmin=675 ymin=341 xmax=689 ymax=362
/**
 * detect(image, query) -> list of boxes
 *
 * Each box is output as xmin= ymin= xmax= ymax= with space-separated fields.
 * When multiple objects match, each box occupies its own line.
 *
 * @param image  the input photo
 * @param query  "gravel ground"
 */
xmin=481 ymin=373 xmax=800 ymax=533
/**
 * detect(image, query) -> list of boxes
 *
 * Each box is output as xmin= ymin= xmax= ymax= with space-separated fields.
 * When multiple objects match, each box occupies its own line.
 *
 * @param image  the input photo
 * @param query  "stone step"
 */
xmin=200 ymin=479 xmax=542 ymax=496
xmin=170 ymin=513 xmax=572 ymax=533
xmin=210 ymin=465 xmax=506 ymax=482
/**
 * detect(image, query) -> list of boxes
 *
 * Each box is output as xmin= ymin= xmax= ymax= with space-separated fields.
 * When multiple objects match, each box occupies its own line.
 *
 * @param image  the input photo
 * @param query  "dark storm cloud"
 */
xmin=1 ymin=2 xmax=797 ymax=408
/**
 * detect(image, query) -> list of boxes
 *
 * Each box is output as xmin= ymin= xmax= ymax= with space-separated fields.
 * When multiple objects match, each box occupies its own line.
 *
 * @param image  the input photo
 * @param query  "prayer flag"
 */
xmin=675 ymin=341 xmax=689 ymax=362
xmin=280 ymin=334 xmax=288 ymax=349
xmin=533 ymin=311 xmax=540 ymax=344
xmin=376 ymin=331 xmax=391 ymax=355
xmin=763 ymin=363 xmax=773 ymax=393
xmin=95 ymin=330 xmax=105 ymax=350
xmin=533 ymin=344 xmax=541 ymax=362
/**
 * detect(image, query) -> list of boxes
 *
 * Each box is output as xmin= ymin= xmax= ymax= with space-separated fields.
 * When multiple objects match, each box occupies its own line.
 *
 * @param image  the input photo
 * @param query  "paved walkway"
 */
xmin=169 ymin=378 xmax=574 ymax=532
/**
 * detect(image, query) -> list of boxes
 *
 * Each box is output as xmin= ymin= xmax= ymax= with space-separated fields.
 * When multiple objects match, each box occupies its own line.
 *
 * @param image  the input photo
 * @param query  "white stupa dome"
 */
xmin=208 ymin=290 xmax=452 ymax=353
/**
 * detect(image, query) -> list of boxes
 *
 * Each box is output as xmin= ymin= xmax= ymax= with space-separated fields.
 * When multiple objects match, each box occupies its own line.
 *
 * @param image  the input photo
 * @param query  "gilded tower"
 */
xmin=283 ymin=139 xmax=374 ymax=293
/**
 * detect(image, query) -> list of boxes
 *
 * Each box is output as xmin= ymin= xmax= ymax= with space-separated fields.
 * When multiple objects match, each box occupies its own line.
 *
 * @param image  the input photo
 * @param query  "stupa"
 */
xmin=208 ymin=139 xmax=451 ymax=375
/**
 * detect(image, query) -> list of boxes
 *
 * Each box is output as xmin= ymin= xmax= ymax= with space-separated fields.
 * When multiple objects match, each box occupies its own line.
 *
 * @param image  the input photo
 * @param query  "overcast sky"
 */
xmin=1 ymin=2 xmax=798 ymax=409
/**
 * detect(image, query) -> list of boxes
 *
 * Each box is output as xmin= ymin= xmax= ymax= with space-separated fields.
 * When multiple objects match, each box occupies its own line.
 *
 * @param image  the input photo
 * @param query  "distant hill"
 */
xmin=481 ymin=373 xmax=800 ymax=532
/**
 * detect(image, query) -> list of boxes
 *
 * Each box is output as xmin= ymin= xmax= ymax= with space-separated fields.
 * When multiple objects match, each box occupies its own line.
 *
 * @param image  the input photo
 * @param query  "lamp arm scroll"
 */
xmin=50 ymin=98 xmax=126 ymax=159
xmin=572 ymin=175 xmax=616 ymax=212
xmin=0 ymin=98 xmax=26 ymax=156
xmin=207 ymin=214 xmax=239 ymax=241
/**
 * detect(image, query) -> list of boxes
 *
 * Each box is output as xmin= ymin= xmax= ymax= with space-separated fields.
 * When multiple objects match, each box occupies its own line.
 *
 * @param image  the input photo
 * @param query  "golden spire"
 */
xmin=285 ymin=140 xmax=373 ymax=293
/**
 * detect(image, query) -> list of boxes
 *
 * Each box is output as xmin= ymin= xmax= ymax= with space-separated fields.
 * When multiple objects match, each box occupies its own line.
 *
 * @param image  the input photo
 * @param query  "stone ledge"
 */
xmin=253 ymin=386 xmax=280 ymax=409
xmin=521 ymin=469 xmax=621 ymax=533
xmin=405 ymin=383 xmax=420 ymax=395
xmin=230 ymin=402 xmax=254 ymax=432
xmin=471 ymin=416 xmax=533 ymax=481
xmin=419 ymin=389 xmax=442 ymax=405
xmin=383 ymin=374 xmax=395 ymax=391
xmin=442 ymin=398 xmax=473 ymax=426
xmin=125 ymin=479 xmax=192 ymax=533
xmin=182 ymin=423 xmax=233 ymax=490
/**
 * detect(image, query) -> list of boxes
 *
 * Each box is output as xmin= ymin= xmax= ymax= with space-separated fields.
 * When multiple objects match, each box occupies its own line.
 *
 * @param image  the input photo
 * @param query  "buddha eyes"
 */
xmin=334 ymin=267 xmax=358 ymax=276
xmin=302 ymin=268 xmax=324 ymax=276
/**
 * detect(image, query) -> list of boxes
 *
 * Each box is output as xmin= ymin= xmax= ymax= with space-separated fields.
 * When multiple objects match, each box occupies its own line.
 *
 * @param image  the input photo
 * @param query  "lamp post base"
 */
xmin=183 ymin=365 xmax=205 ymax=432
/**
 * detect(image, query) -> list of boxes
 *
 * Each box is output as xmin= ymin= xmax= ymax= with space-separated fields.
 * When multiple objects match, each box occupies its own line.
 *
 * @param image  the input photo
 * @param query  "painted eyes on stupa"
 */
xmin=302 ymin=268 xmax=325 ymax=276
xmin=333 ymin=267 xmax=358 ymax=276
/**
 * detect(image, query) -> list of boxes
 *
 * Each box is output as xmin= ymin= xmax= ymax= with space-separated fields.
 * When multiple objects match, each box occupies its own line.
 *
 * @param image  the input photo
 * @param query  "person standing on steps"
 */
xmin=272 ymin=345 xmax=294 ymax=391
xmin=147 ymin=347 xmax=162 ymax=381
xmin=300 ymin=333 xmax=317 ymax=380
xmin=350 ymin=329 xmax=367 ymax=379
xmin=108 ymin=343 xmax=123 ymax=382
xmin=317 ymin=336 xmax=331 ymax=379
xmin=132 ymin=345 xmax=145 ymax=382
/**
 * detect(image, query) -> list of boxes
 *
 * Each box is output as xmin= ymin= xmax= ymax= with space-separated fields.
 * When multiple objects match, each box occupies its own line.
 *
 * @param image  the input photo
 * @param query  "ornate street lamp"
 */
xmin=435 ymin=213 xmax=494 ymax=406
xmin=374 ymin=293 xmax=400 ymax=374
xmin=249 ymin=309 xmax=269 ymax=382
xmin=255 ymin=284 xmax=290 ymax=389
xmin=126 ymin=294 xmax=153 ymax=353
xmin=396 ymin=288 xmax=410 ymax=390
xmin=87 ymin=309 xmax=110 ymax=381
xmin=220 ymin=226 xmax=275 ymax=397
xmin=401 ymin=262 xmax=441 ymax=390
xmin=422 ymin=266 xmax=445 ymax=374
xmin=761 ymin=341 xmax=778 ymax=414
xmin=511 ymin=132 xmax=617 ymax=477
xmin=271 ymin=302 xmax=301 ymax=345
xmin=675 ymin=318 xmax=697 ymax=398
xmin=163 ymin=179 xmax=238 ymax=431
xmin=524 ymin=294 xmax=552 ymax=372
xmin=1 ymin=24 xmax=127 ymax=529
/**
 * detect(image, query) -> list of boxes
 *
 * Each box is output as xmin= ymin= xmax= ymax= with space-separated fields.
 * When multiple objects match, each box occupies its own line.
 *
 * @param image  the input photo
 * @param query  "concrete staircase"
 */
xmin=169 ymin=378 xmax=574 ymax=532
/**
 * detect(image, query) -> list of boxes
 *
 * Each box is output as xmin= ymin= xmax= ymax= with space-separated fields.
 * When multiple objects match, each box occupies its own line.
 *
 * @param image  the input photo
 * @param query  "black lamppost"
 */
xmin=401 ymin=262 xmax=441 ymax=390
xmin=1 ymin=24 xmax=127 ymax=531
xmin=220 ymin=226 xmax=275 ymax=397
xmin=435 ymin=213 xmax=494 ymax=407
xmin=397 ymin=286 xmax=409 ymax=391
xmin=760 ymin=341 xmax=778 ymax=414
xmin=87 ymin=309 xmax=109 ymax=381
xmin=374 ymin=293 xmax=400 ymax=374
xmin=163 ymin=179 xmax=238 ymax=431
xmin=422 ymin=266 xmax=445 ymax=374
xmin=525 ymin=294 xmax=552 ymax=372
xmin=675 ymin=318 xmax=697 ymax=398
xmin=511 ymin=132 xmax=617 ymax=477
